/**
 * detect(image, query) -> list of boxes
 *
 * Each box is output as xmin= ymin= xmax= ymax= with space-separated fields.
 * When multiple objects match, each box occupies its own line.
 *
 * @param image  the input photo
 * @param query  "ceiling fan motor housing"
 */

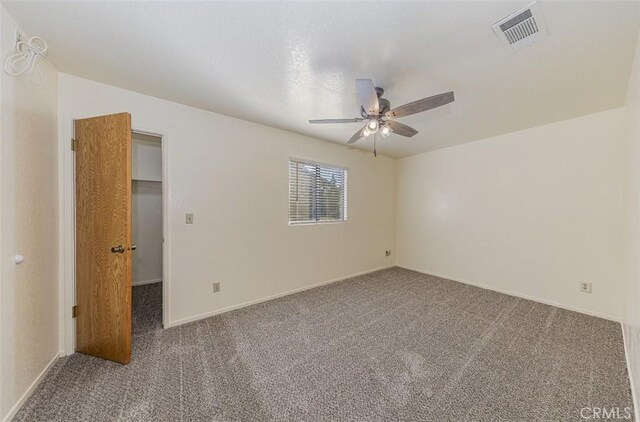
xmin=362 ymin=99 xmax=391 ymax=118
xmin=361 ymin=87 xmax=391 ymax=118
xmin=378 ymin=98 xmax=391 ymax=115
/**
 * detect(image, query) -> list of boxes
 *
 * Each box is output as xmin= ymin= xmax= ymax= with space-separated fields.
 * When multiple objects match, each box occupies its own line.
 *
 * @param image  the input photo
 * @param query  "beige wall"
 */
xmin=0 ymin=6 xmax=59 ymax=421
xmin=623 ymin=31 xmax=640 ymax=418
xmin=132 ymin=135 xmax=162 ymax=182
xmin=132 ymin=181 xmax=163 ymax=286
xmin=58 ymin=73 xmax=396 ymax=333
xmin=396 ymin=107 xmax=627 ymax=320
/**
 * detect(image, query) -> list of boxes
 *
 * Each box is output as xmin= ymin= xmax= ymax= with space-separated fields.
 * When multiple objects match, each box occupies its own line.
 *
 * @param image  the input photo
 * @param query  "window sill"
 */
xmin=289 ymin=220 xmax=347 ymax=227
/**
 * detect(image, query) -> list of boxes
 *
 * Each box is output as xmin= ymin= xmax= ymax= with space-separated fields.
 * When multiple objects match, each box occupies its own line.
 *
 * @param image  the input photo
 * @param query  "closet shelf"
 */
xmin=132 ymin=178 xmax=162 ymax=183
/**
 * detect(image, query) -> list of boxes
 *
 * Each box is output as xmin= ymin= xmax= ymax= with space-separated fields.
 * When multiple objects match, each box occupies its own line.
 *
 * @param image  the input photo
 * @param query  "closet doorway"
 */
xmin=72 ymin=113 xmax=168 ymax=363
xmin=131 ymin=132 xmax=164 ymax=336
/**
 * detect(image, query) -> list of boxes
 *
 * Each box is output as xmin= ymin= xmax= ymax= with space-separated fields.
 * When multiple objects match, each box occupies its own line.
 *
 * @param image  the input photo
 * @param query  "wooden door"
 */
xmin=75 ymin=113 xmax=132 ymax=364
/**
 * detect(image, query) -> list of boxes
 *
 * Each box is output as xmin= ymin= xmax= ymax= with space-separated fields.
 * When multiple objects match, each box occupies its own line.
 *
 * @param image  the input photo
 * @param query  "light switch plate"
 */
xmin=185 ymin=213 xmax=194 ymax=224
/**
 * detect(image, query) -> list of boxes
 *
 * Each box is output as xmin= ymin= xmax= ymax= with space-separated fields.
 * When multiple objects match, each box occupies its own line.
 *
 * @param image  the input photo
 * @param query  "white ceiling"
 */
xmin=4 ymin=1 xmax=640 ymax=158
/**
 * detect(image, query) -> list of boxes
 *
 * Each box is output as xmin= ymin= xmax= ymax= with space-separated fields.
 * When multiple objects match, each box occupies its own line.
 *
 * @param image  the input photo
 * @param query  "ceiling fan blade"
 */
xmin=387 ymin=120 xmax=418 ymax=137
xmin=386 ymin=91 xmax=454 ymax=119
xmin=309 ymin=118 xmax=364 ymax=124
xmin=347 ymin=126 xmax=367 ymax=144
xmin=356 ymin=79 xmax=380 ymax=116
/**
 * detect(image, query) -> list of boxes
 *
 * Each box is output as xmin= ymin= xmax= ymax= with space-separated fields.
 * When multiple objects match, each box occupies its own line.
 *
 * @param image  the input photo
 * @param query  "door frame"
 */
xmin=60 ymin=114 xmax=170 ymax=356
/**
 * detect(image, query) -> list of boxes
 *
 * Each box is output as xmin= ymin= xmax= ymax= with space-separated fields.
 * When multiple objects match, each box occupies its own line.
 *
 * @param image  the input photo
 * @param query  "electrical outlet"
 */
xmin=212 ymin=282 xmax=220 ymax=293
xmin=185 ymin=213 xmax=194 ymax=224
xmin=579 ymin=282 xmax=592 ymax=294
xmin=385 ymin=250 xmax=392 ymax=257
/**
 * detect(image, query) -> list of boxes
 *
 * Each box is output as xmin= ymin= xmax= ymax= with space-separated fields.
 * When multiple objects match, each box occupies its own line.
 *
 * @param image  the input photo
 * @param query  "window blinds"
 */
xmin=289 ymin=159 xmax=347 ymax=224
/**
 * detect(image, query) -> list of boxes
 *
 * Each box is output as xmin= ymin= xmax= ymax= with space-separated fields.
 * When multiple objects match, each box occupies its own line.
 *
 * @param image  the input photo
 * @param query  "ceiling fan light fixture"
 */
xmin=367 ymin=119 xmax=379 ymax=132
xmin=380 ymin=125 xmax=391 ymax=137
xmin=362 ymin=126 xmax=372 ymax=137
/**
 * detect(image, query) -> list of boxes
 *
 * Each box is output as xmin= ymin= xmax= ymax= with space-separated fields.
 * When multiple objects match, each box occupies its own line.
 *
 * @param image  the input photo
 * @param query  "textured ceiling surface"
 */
xmin=4 ymin=1 xmax=640 ymax=157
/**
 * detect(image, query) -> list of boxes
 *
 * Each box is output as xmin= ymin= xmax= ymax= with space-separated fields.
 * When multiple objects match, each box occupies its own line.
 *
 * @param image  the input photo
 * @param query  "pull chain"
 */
xmin=374 ymin=132 xmax=377 ymax=157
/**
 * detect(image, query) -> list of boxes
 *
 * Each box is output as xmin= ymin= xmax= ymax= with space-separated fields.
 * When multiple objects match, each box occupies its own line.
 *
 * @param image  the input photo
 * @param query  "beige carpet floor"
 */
xmin=14 ymin=268 xmax=634 ymax=421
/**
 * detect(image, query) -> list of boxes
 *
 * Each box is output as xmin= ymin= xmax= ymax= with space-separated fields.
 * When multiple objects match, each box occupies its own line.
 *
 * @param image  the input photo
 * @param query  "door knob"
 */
xmin=111 ymin=245 xmax=125 ymax=253
xmin=128 ymin=244 xmax=137 ymax=251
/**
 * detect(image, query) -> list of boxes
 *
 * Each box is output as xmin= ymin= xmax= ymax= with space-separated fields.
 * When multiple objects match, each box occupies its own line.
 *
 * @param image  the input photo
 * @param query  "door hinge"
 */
xmin=71 ymin=138 xmax=76 ymax=151
xmin=72 ymin=305 xmax=78 ymax=318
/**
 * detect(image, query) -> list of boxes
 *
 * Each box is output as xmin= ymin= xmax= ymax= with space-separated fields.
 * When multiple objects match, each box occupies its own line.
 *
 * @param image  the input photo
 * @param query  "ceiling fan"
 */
xmin=309 ymin=79 xmax=455 ymax=145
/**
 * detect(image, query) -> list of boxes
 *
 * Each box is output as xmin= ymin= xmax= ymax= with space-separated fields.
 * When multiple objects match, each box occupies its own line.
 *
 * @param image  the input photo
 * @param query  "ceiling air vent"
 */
xmin=492 ymin=2 xmax=548 ymax=50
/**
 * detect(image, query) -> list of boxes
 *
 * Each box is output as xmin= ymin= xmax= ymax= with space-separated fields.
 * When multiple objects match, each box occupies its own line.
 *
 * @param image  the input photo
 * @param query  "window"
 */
xmin=289 ymin=159 xmax=347 ymax=224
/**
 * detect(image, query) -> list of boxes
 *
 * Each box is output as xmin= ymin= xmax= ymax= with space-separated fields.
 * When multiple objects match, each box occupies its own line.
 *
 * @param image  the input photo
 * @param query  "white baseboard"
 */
xmin=621 ymin=323 xmax=640 ymax=422
xmin=132 ymin=278 xmax=162 ymax=286
xmin=167 ymin=265 xmax=394 ymax=328
xmin=2 ymin=352 xmax=60 ymax=422
xmin=396 ymin=265 xmax=620 ymax=322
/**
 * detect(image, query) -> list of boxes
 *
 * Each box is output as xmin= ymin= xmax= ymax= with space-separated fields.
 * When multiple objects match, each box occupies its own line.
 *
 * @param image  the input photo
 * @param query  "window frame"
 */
xmin=288 ymin=158 xmax=348 ymax=226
